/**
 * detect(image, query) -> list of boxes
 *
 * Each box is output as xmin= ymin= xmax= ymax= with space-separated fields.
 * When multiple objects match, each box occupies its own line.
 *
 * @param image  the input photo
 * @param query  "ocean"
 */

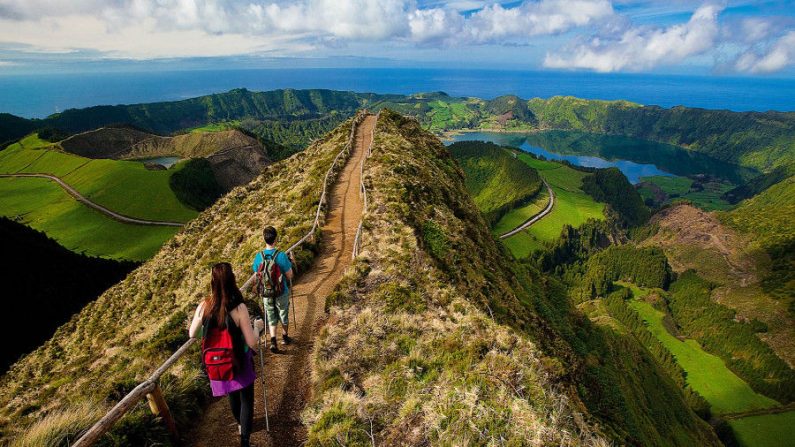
xmin=1 ymin=68 xmax=794 ymax=118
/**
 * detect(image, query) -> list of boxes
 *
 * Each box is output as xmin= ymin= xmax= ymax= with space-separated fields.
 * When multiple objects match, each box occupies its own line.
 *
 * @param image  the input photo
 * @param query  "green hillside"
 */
xmin=723 ymin=163 xmax=795 ymax=204
xmin=722 ymin=175 xmax=795 ymax=306
xmin=449 ymin=140 xmax=542 ymax=225
xmin=0 ymin=134 xmax=197 ymax=260
xmin=525 ymin=96 xmax=795 ymax=172
xmin=503 ymin=150 xmax=605 ymax=257
xmin=1 ymin=112 xmax=720 ymax=447
xmin=308 ymin=111 xmax=719 ymax=446
xmin=581 ymin=167 xmax=650 ymax=227
xmin=0 ymin=116 xmax=358 ymax=445
xmin=3 ymin=89 xmax=793 ymax=174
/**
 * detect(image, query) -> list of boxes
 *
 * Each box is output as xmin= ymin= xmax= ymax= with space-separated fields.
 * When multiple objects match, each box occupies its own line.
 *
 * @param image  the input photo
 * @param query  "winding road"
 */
xmin=0 ymin=173 xmax=185 ymax=227
xmin=499 ymin=179 xmax=555 ymax=239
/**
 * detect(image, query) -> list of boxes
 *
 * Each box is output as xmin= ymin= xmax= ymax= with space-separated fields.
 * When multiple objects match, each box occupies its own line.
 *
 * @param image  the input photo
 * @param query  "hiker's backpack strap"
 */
xmin=257 ymin=251 xmax=269 ymax=272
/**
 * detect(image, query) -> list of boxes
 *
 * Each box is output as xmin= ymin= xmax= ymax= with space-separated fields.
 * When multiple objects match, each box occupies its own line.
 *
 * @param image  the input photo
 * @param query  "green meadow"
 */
xmin=0 ymin=134 xmax=196 ymax=260
xmin=625 ymin=285 xmax=779 ymax=415
xmin=729 ymin=411 xmax=795 ymax=447
xmin=638 ymin=175 xmax=734 ymax=211
xmin=0 ymin=177 xmax=179 ymax=260
xmin=492 ymin=187 xmax=549 ymax=235
xmin=500 ymin=150 xmax=605 ymax=257
xmin=427 ymin=100 xmax=477 ymax=131
xmin=188 ymin=120 xmax=240 ymax=133
xmin=0 ymin=137 xmax=197 ymax=222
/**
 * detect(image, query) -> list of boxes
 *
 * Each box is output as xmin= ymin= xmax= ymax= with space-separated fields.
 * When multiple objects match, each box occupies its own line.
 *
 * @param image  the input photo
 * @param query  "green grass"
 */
xmin=427 ymin=100 xmax=476 ymax=131
xmin=0 ymin=141 xmax=197 ymax=222
xmin=0 ymin=177 xmax=179 ymax=260
xmin=501 ymin=150 xmax=605 ymax=256
xmin=492 ymin=187 xmax=549 ymax=235
xmin=639 ymin=175 xmax=734 ymax=211
xmin=729 ymin=411 xmax=795 ymax=447
xmin=625 ymin=285 xmax=779 ymax=415
xmin=0 ymin=134 xmax=197 ymax=260
xmin=188 ymin=121 xmax=240 ymax=133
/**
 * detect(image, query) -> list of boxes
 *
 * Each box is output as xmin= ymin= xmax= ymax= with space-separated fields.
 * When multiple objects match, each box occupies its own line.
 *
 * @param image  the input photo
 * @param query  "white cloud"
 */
xmin=0 ymin=0 xmax=615 ymax=58
xmin=466 ymin=0 xmax=613 ymax=43
xmin=733 ymin=30 xmax=795 ymax=74
xmin=544 ymin=3 xmax=723 ymax=72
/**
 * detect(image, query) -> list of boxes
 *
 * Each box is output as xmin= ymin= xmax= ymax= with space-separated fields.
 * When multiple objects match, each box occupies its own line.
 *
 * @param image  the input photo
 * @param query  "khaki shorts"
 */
xmin=264 ymin=292 xmax=290 ymax=326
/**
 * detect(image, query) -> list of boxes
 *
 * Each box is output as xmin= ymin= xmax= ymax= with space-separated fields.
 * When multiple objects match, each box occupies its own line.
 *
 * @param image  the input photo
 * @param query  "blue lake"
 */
xmin=136 ymin=156 xmax=180 ymax=168
xmin=447 ymin=131 xmax=755 ymax=184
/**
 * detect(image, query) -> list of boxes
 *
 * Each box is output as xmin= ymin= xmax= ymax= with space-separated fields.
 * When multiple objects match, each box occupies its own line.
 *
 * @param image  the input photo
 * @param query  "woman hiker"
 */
xmin=190 ymin=262 xmax=264 ymax=447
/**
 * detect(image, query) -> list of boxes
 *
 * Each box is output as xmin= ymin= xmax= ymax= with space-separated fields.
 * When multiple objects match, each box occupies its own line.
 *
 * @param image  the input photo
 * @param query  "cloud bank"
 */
xmin=0 ymin=1 xmax=793 ymax=74
xmin=0 ymin=0 xmax=613 ymax=58
xmin=544 ymin=4 xmax=722 ymax=72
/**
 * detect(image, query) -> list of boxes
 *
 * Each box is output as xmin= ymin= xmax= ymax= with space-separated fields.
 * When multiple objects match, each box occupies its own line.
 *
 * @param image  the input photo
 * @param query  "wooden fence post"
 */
xmin=146 ymin=383 xmax=178 ymax=439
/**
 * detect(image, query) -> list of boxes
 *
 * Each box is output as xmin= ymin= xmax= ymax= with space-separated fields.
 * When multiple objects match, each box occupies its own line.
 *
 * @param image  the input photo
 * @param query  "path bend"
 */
xmin=0 ymin=173 xmax=185 ymax=227
xmin=186 ymin=114 xmax=377 ymax=447
xmin=499 ymin=179 xmax=554 ymax=239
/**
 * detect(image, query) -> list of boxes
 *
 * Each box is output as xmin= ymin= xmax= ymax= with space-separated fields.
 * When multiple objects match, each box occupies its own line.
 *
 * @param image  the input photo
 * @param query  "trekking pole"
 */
xmin=257 ymin=336 xmax=270 ymax=432
xmin=259 ymin=299 xmax=271 ymax=432
xmin=290 ymin=279 xmax=298 ymax=328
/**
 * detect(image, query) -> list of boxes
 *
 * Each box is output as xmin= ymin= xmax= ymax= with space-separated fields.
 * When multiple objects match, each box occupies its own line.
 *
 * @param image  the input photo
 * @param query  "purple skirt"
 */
xmin=209 ymin=350 xmax=256 ymax=397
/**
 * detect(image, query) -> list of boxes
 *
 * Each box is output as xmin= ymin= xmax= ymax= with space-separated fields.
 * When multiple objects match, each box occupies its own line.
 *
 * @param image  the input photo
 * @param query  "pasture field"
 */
xmin=188 ymin=120 xmax=240 ymax=133
xmin=427 ymin=100 xmax=476 ymax=131
xmin=729 ymin=411 xmax=795 ymax=447
xmin=501 ymin=150 xmax=605 ymax=256
xmin=626 ymin=287 xmax=779 ymax=415
xmin=0 ymin=133 xmax=196 ymax=260
xmin=492 ymin=187 xmax=550 ymax=235
xmin=0 ymin=177 xmax=178 ymax=260
xmin=0 ymin=137 xmax=197 ymax=222
xmin=638 ymin=175 xmax=734 ymax=211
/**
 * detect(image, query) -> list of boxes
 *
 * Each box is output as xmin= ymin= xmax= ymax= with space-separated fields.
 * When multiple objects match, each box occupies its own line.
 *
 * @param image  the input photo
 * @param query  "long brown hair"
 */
xmin=203 ymin=262 xmax=244 ymax=327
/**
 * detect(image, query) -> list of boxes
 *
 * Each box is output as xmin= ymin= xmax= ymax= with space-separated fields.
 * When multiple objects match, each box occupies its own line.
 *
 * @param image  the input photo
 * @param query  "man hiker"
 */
xmin=252 ymin=226 xmax=294 ymax=353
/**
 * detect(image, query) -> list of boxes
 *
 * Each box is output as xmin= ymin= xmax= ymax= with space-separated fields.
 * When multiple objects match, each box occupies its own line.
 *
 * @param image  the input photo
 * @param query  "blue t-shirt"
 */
xmin=252 ymin=248 xmax=292 ymax=294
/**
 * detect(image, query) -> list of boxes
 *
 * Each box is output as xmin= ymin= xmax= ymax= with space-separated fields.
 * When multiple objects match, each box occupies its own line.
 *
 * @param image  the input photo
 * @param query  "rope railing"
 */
xmin=72 ymin=111 xmax=368 ymax=447
xmin=352 ymin=112 xmax=378 ymax=259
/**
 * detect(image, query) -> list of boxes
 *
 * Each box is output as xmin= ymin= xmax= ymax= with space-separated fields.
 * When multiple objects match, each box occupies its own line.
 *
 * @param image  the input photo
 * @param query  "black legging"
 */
xmin=228 ymin=383 xmax=255 ymax=445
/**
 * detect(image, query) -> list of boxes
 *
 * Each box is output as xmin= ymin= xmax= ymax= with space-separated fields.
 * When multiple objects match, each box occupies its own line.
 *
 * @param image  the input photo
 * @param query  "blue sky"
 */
xmin=0 ymin=0 xmax=793 ymax=76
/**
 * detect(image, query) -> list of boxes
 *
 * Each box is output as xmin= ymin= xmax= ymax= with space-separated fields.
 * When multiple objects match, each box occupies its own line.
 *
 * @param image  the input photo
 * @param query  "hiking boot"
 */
xmin=282 ymin=334 xmax=292 ymax=345
xmin=269 ymin=337 xmax=278 ymax=353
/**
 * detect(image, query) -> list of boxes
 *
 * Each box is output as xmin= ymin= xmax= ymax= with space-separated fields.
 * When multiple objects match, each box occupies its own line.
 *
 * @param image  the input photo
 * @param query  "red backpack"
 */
xmin=201 ymin=315 xmax=240 ymax=381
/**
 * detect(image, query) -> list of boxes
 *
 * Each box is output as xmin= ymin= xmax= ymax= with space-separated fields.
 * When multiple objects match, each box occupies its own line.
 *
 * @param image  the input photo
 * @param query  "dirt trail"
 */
xmin=187 ymin=114 xmax=376 ymax=447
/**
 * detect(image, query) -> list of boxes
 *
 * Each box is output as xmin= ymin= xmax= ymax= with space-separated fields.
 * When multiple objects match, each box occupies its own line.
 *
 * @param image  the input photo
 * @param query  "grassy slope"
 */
xmin=0 ymin=118 xmax=357 ymax=444
xmin=4 ymin=89 xmax=792 ymax=173
xmin=0 ymin=135 xmax=196 ymax=222
xmin=450 ymin=141 xmax=542 ymax=225
xmin=626 ymin=287 xmax=778 ymax=414
xmin=306 ymin=111 xmax=719 ymax=446
xmin=492 ymin=187 xmax=550 ymax=234
xmin=638 ymin=175 xmax=734 ymax=211
xmin=526 ymin=96 xmax=795 ymax=172
xmin=729 ymin=411 xmax=795 ymax=447
xmin=504 ymin=151 xmax=605 ymax=257
xmin=0 ymin=177 xmax=179 ymax=260
xmin=0 ymin=134 xmax=199 ymax=260
xmin=723 ymin=175 xmax=795 ymax=256
xmin=721 ymin=176 xmax=795 ymax=339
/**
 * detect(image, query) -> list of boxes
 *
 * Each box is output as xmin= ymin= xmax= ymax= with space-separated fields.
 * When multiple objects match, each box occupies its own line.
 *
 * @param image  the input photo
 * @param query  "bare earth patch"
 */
xmin=641 ymin=204 xmax=795 ymax=367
